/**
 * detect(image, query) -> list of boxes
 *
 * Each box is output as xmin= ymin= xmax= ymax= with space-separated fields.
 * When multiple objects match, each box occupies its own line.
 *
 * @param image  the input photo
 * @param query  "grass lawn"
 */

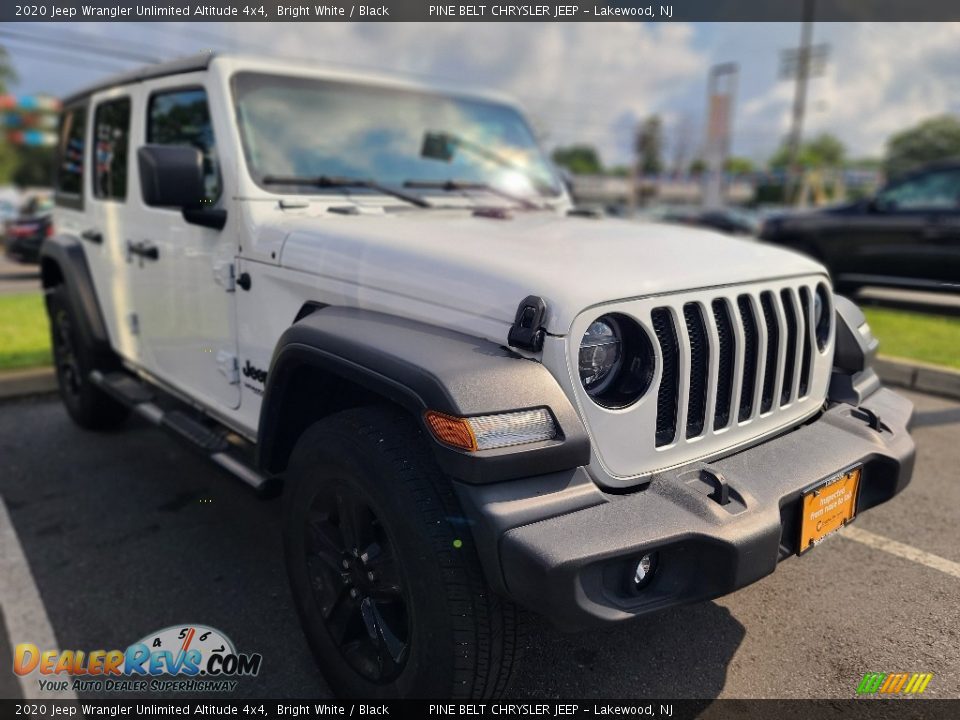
xmin=0 ymin=292 xmax=52 ymax=371
xmin=863 ymin=306 xmax=960 ymax=370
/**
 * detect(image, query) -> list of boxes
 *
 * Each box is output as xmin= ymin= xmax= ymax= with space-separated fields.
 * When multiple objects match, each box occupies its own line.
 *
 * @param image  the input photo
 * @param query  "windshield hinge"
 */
xmin=508 ymin=295 xmax=547 ymax=352
xmin=213 ymin=261 xmax=236 ymax=292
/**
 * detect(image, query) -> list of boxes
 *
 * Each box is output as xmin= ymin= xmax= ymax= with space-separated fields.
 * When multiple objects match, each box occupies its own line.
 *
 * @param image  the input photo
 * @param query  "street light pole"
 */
xmin=785 ymin=0 xmax=816 ymax=204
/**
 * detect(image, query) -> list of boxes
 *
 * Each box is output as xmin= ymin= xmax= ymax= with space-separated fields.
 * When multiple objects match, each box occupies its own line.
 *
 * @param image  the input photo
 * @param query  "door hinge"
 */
xmin=213 ymin=261 xmax=236 ymax=292
xmin=216 ymin=351 xmax=240 ymax=385
xmin=127 ymin=312 xmax=140 ymax=336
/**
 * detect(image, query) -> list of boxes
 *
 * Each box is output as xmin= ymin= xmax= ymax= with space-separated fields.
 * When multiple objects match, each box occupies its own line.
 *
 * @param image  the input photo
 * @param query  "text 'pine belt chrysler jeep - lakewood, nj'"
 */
xmin=43 ymin=53 xmax=916 ymax=699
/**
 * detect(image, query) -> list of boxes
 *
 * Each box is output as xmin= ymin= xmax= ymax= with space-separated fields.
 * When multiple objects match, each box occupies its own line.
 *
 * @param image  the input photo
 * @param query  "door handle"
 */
xmin=81 ymin=229 xmax=103 ymax=244
xmin=126 ymin=240 xmax=160 ymax=264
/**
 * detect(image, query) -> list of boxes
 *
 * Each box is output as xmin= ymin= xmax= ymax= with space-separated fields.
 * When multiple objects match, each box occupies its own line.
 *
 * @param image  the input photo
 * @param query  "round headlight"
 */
xmin=814 ymin=283 xmax=832 ymax=352
xmin=578 ymin=314 xmax=655 ymax=408
xmin=579 ymin=317 xmax=622 ymax=394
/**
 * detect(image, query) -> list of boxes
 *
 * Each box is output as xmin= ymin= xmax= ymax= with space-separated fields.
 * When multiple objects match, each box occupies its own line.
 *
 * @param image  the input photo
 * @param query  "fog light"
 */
xmin=633 ymin=553 xmax=657 ymax=588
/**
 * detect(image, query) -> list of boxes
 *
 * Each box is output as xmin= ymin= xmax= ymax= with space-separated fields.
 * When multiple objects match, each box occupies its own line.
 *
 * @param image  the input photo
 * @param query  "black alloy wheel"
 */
xmin=303 ymin=483 xmax=410 ymax=682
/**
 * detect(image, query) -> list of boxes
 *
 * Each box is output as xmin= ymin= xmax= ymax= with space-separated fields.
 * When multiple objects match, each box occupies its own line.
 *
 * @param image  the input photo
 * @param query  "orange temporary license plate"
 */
xmin=798 ymin=466 xmax=862 ymax=554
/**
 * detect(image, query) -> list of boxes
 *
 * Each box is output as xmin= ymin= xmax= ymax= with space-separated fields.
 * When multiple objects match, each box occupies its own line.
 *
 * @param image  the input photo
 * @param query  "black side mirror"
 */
xmin=138 ymin=145 xmax=206 ymax=208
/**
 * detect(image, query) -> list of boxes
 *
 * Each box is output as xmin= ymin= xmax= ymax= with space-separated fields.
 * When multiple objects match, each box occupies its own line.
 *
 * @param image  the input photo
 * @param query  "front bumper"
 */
xmin=456 ymin=387 xmax=915 ymax=631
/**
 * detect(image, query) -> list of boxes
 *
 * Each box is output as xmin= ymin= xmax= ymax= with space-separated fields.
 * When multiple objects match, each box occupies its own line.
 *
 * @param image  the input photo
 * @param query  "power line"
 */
xmin=2 ymin=42 xmax=131 ymax=74
xmin=0 ymin=29 xmax=160 ymax=64
xmin=19 ymin=24 xmax=175 ymax=62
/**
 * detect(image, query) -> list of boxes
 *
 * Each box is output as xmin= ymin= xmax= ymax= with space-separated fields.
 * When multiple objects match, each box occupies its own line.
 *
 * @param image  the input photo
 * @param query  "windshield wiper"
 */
xmin=403 ymin=179 xmax=542 ymax=210
xmin=261 ymin=174 xmax=431 ymax=208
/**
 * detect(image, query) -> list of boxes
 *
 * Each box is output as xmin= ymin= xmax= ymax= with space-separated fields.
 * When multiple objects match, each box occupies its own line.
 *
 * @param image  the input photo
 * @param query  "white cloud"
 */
xmin=740 ymin=22 xmax=960 ymax=159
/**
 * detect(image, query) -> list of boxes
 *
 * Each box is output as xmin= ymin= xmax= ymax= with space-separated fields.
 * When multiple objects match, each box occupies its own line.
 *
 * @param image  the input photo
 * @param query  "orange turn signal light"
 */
xmin=423 ymin=411 xmax=478 ymax=452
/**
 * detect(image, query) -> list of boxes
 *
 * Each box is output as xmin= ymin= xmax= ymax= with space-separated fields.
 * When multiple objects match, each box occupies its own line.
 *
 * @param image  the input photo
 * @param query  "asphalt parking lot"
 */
xmin=1 ymin=389 xmax=958 ymax=700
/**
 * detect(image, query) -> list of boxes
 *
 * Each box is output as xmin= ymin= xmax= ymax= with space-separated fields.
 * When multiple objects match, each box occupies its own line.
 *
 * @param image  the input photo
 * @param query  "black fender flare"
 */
xmin=39 ymin=235 xmax=114 ymax=359
xmin=257 ymin=306 xmax=590 ymax=484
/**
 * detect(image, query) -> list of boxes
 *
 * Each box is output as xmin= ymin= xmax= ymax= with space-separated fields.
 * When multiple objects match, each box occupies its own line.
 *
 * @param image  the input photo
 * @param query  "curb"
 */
xmin=874 ymin=356 xmax=960 ymax=402
xmin=0 ymin=367 xmax=56 ymax=401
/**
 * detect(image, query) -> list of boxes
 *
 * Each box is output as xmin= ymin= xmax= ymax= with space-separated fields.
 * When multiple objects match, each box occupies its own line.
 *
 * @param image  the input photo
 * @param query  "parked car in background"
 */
xmin=0 ymin=198 xmax=18 ymax=226
xmin=659 ymin=206 xmax=760 ymax=236
xmin=5 ymin=192 xmax=54 ymax=264
xmin=760 ymin=161 xmax=960 ymax=293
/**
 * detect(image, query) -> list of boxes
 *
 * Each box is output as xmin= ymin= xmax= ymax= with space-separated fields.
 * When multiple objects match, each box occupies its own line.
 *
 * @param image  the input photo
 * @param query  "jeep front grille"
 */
xmin=651 ymin=286 xmax=817 ymax=446
xmin=565 ymin=276 xmax=834 ymax=485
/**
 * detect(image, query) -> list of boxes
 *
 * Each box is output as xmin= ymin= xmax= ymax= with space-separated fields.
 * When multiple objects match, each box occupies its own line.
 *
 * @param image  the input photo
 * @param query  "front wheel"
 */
xmin=46 ymin=285 xmax=129 ymax=430
xmin=283 ymin=406 xmax=524 ymax=698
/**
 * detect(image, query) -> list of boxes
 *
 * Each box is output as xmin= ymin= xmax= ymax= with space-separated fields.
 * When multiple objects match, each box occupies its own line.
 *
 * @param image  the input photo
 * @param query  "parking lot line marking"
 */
xmin=0 ymin=497 xmax=78 ymax=700
xmin=842 ymin=525 xmax=960 ymax=580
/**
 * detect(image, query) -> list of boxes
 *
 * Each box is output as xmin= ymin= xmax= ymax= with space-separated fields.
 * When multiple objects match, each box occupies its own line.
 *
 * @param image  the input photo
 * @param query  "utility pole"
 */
xmin=780 ymin=0 xmax=828 ymax=204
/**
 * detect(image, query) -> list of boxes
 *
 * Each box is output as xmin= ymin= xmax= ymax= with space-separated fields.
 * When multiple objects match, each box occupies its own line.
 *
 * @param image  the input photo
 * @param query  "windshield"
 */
xmin=231 ymin=71 xmax=561 ymax=199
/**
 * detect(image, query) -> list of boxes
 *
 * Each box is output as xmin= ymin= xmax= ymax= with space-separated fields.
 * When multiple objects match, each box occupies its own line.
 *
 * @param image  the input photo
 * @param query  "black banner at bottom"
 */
xmin=2 ymin=699 xmax=958 ymax=720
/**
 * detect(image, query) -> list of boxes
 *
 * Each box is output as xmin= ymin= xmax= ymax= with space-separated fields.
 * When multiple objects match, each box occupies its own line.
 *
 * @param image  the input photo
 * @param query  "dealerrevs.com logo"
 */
xmin=13 ymin=624 xmax=262 ymax=693
xmin=856 ymin=672 xmax=933 ymax=696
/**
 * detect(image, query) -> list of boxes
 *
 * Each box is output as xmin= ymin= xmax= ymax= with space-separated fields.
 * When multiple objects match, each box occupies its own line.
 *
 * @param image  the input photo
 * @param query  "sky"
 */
xmin=6 ymin=21 xmax=960 ymax=168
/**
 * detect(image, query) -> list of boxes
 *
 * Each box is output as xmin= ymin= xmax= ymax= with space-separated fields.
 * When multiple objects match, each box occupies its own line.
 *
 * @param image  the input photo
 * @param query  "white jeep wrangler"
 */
xmin=43 ymin=53 xmax=916 ymax=699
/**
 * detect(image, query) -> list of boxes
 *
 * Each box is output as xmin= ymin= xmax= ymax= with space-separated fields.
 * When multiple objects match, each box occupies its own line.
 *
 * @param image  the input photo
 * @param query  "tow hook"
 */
xmin=851 ymin=406 xmax=890 ymax=433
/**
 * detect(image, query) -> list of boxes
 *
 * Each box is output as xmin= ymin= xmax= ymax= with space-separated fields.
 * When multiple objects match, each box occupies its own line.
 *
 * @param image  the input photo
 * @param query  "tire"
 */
xmin=283 ymin=406 xmax=524 ymax=699
xmin=46 ymin=285 xmax=129 ymax=430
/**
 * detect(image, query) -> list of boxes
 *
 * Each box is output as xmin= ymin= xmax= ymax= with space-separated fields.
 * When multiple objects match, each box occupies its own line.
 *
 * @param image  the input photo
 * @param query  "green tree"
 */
xmin=635 ymin=115 xmax=663 ymax=175
xmin=13 ymin=147 xmax=55 ymax=187
xmin=551 ymin=144 xmax=603 ymax=175
xmin=884 ymin=115 xmax=960 ymax=178
xmin=769 ymin=132 xmax=846 ymax=170
xmin=724 ymin=156 xmax=755 ymax=175
xmin=688 ymin=158 xmax=707 ymax=176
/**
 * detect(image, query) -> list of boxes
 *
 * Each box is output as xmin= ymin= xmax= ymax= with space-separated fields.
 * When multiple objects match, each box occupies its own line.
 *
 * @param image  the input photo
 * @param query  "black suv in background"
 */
xmin=760 ymin=162 xmax=960 ymax=293
xmin=4 ymin=193 xmax=54 ymax=265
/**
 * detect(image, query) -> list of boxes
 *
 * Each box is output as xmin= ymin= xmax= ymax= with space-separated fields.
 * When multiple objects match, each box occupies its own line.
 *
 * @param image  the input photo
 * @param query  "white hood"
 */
xmin=277 ymin=210 xmax=826 ymax=338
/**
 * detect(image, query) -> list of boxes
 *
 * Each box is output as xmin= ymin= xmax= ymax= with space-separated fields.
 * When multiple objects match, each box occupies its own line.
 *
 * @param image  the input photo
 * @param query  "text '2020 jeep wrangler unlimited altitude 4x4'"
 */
xmin=43 ymin=53 xmax=916 ymax=699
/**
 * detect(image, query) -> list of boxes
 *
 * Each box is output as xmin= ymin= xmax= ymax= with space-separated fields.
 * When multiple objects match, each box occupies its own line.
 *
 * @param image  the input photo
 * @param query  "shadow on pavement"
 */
xmin=911 ymin=406 xmax=960 ymax=429
xmin=518 ymin=601 xmax=745 ymax=699
xmin=0 ymin=607 xmax=24 ymax=699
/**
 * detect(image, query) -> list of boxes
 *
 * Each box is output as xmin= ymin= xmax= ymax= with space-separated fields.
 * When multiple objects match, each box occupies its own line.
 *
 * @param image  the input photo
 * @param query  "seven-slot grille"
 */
xmin=652 ymin=285 xmax=818 ymax=448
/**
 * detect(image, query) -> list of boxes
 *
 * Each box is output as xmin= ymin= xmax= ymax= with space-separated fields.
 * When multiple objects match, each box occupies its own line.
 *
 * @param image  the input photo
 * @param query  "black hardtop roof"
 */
xmin=62 ymin=52 xmax=216 ymax=107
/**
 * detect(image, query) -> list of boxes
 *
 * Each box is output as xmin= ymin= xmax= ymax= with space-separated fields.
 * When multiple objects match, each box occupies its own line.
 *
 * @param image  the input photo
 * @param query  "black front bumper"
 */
xmin=456 ymin=387 xmax=915 ymax=631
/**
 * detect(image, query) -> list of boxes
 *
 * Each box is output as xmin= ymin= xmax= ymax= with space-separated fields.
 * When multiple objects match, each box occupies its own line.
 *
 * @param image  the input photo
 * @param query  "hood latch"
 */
xmin=508 ymin=295 xmax=547 ymax=352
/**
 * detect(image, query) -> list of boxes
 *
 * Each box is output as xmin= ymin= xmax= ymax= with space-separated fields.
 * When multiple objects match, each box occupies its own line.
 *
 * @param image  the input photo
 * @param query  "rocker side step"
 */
xmin=163 ymin=410 xmax=230 ymax=453
xmin=94 ymin=370 xmax=155 ymax=404
xmin=89 ymin=370 xmax=270 ymax=493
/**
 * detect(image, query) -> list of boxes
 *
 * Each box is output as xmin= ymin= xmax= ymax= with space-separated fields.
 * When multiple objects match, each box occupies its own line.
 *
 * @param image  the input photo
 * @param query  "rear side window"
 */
xmin=56 ymin=105 xmax=87 ymax=206
xmin=93 ymin=97 xmax=131 ymax=201
xmin=147 ymin=87 xmax=220 ymax=202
